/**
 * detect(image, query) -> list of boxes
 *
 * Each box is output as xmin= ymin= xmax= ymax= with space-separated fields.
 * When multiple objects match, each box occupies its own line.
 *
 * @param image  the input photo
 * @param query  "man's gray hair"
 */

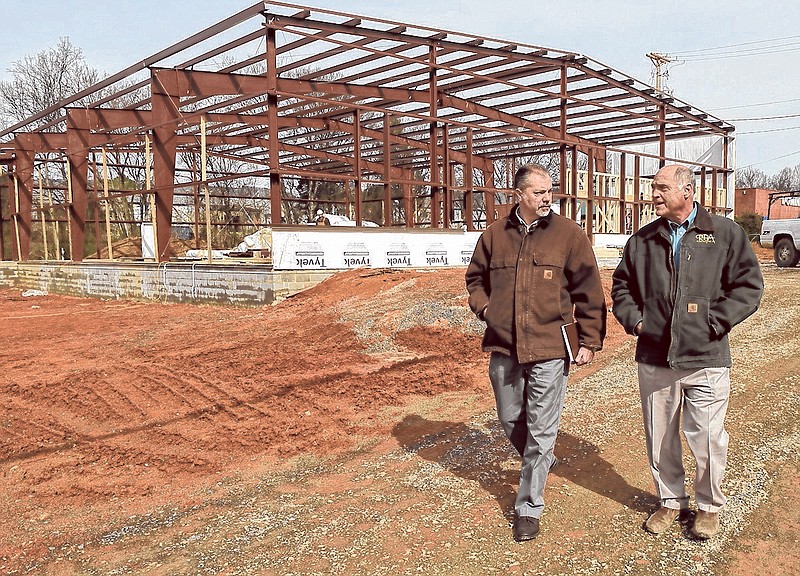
xmin=514 ymin=163 xmax=552 ymax=190
xmin=673 ymin=165 xmax=695 ymax=191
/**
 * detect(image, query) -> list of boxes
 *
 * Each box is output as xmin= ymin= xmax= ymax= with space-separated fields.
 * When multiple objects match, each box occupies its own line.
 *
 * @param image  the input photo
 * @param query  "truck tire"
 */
xmin=774 ymin=238 xmax=800 ymax=267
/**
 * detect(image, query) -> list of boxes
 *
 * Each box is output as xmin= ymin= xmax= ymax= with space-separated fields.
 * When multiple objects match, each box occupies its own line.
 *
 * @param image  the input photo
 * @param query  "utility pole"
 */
xmin=646 ymin=52 xmax=675 ymax=95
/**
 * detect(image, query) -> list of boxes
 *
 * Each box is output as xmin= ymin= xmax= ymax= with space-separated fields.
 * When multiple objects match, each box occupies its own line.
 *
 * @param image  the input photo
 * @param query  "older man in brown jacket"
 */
xmin=466 ymin=162 xmax=606 ymax=542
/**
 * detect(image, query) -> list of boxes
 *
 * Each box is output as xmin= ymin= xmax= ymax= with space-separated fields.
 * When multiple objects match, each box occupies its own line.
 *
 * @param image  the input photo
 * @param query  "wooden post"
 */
xmin=101 ymin=148 xmax=114 ymax=260
xmin=13 ymin=173 xmax=22 ymax=261
xmin=37 ymin=169 xmax=49 ymax=260
xmin=48 ymin=183 xmax=60 ymax=260
xmin=146 ymin=135 xmax=158 ymax=261
xmin=202 ymin=116 xmax=212 ymax=264
xmin=0 ymin=165 xmax=5 ymax=260
xmin=192 ymin=153 xmax=200 ymax=248
xmin=91 ymin=155 xmax=102 ymax=258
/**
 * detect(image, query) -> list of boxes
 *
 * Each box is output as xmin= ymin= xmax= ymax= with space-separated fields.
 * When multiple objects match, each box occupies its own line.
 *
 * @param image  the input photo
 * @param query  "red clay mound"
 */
xmin=0 ymin=267 xmax=628 ymax=567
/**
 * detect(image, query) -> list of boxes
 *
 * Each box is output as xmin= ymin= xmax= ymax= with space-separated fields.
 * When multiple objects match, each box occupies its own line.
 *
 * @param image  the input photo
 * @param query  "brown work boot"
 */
xmin=644 ymin=506 xmax=684 ymax=534
xmin=691 ymin=510 xmax=720 ymax=540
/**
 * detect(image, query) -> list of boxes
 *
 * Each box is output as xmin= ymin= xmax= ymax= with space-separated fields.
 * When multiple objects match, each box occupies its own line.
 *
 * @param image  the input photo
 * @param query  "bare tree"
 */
xmin=0 ymin=37 xmax=101 ymax=131
xmin=768 ymin=166 xmax=797 ymax=191
xmin=736 ymin=166 xmax=768 ymax=189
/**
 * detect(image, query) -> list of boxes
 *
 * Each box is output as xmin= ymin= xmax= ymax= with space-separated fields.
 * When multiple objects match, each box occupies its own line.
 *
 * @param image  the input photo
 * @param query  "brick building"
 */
xmin=735 ymin=188 xmax=800 ymax=219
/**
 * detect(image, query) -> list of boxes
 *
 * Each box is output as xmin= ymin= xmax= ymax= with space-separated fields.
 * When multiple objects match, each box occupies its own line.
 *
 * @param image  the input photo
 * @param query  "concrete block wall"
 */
xmin=0 ymin=262 xmax=335 ymax=307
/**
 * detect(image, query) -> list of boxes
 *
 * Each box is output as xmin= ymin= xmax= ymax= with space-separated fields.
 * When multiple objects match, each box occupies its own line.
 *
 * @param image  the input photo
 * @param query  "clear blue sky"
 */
xmin=2 ymin=0 xmax=799 ymax=176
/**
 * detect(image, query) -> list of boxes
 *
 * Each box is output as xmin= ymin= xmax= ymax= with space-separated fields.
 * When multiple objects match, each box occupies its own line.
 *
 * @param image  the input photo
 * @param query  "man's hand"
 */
xmin=574 ymin=346 xmax=594 ymax=366
xmin=634 ymin=321 xmax=643 ymax=336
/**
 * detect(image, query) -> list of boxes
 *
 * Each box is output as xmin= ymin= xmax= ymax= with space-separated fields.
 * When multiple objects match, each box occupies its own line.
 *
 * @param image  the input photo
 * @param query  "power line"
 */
xmin=670 ymin=34 xmax=800 ymax=55
xmin=676 ymin=45 xmax=800 ymax=62
xmin=709 ymin=97 xmax=800 ymax=111
xmin=738 ymin=125 xmax=800 ymax=135
xmin=738 ymin=149 xmax=800 ymax=169
xmin=728 ymin=113 xmax=800 ymax=122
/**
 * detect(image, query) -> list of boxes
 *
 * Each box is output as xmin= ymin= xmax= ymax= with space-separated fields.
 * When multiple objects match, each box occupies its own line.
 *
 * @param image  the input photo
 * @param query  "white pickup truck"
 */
xmin=759 ymin=191 xmax=800 ymax=267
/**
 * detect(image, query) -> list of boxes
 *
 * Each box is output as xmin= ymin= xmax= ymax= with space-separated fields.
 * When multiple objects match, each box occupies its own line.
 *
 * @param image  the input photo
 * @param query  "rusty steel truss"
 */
xmin=0 ymin=1 xmax=734 ymax=262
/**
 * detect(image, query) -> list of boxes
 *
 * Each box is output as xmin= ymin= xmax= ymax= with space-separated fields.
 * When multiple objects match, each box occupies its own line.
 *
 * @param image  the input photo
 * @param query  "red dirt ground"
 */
xmin=0 ymin=262 xmax=797 ymax=575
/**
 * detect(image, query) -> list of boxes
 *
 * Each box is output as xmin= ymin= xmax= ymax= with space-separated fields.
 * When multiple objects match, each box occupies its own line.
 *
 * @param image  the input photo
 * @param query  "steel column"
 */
xmin=353 ymin=111 xmax=362 ymax=226
xmin=429 ymin=44 xmax=440 ymax=228
xmin=484 ymin=165 xmax=495 ymax=225
xmin=65 ymin=111 xmax=91 ymax=261
xmin=383 ymin=112 xmax=392 ymax=226
xmin=570 ymin=146 xmax=578 ymax=220
xmin=700 ymin=166 xmax=707 ymax=207
xmin=619 ymin=152 xmax=627 ymax=234
xmin=633 ymin=155 xmax=641 ymax=232
xmin=586 ymin=147 xmax=595 ymax=242
xmin=150 ymin=84 xmax=179 ymax=261
xmin=465 ymin=127 xmax=474 ymax=231
xmin=658 ymin=104 xmax=666 ymax=167
xmin=11 ymin=144 xmax=34 ymax=260
xmin=711 ymin=168 xmax=718 ymax=211
xmin=402 ymin=168 xmax=414 ymax=227
xmin=442 ymin=125 xmax=451 ymax=228
xmin=266 ymin=21 xmax=282 ymax=225
xmin=0 ymin=168 xmax=6 ymax=259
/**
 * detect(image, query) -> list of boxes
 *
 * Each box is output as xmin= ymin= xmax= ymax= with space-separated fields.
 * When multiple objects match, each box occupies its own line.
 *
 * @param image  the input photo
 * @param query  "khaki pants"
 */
xmin=638 ymin=363 xmax=730 ymax=513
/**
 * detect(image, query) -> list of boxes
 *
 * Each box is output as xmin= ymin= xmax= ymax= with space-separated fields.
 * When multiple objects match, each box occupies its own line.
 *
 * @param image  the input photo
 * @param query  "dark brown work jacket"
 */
xmin=465 ymin=208 xmax=606 ymax=363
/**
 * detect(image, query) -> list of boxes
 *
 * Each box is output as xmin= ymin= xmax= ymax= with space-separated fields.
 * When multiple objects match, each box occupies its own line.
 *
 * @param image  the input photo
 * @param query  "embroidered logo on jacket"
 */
xmin=696 ymin=234 xmax=716 ymax=243
xmin=687 ymin=303 xmax=698 ymax=313
xmin=543 ymin=270 xmax=553 ymax=280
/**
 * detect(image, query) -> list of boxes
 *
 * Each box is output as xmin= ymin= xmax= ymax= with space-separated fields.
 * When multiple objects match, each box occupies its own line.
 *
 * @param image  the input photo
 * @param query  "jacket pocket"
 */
xmin=639 ymin=296 xmax=671 ymax=347
xmin=675 ymin=296 xmax=717 ymax=358
xmin=484 ymin=261 xmax=516 ymax=347
xmin=532 ymin=250 xmax=568 ymax=324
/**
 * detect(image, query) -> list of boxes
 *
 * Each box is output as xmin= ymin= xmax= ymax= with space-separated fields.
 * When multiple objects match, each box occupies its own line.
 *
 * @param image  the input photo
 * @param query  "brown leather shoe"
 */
xmin=691 ymin=510 xmax=719 ymax=539
xmin=513 ymin=515 xmax=540 ymax=542
xmin=644 ymin=506 xmax=685 ymax=534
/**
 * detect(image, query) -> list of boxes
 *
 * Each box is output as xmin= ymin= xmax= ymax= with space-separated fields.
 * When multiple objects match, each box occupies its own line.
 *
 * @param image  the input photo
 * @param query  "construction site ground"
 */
xmin=1 ymin=252 xmax=798 ymax=575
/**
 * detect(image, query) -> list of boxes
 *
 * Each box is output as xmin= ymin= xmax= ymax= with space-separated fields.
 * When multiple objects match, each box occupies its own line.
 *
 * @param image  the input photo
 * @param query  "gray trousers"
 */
xmin=638 ymin=363 xmax=730 ymax=513
xmin=489 ymin=352 xmax=567 ymax=519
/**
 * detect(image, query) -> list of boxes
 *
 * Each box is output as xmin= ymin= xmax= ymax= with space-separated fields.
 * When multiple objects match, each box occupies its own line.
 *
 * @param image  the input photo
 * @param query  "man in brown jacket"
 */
xmin=466 ymin=163 xmax=606 ymax=541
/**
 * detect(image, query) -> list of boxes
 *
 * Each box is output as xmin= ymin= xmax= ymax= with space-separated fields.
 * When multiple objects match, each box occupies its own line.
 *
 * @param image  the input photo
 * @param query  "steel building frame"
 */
xmin=0 ymin=1 xmax=734 ymax=262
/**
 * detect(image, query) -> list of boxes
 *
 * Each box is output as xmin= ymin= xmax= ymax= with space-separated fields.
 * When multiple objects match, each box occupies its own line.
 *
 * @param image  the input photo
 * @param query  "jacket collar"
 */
xmin=506 ymin=203 xmax=553 ymax=232
xmin=640 ymin=202 xmax=715 ymax=240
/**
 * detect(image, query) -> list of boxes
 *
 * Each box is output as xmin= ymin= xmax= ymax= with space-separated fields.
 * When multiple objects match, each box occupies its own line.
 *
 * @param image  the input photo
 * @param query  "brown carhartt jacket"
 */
xmin=465 ymin=207 xmax=606 ymax=363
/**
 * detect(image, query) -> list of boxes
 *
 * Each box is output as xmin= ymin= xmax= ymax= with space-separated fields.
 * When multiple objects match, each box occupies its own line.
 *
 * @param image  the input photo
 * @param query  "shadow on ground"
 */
xmin=392 ymin=414 xmax=655 ymax=517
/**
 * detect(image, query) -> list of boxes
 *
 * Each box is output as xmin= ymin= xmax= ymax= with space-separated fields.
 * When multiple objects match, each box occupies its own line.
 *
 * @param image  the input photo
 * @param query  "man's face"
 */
xmin=652 ymin=167 xmax=691 ymax=223
xmin=516 ymin=172 xmax=553 ymax=219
